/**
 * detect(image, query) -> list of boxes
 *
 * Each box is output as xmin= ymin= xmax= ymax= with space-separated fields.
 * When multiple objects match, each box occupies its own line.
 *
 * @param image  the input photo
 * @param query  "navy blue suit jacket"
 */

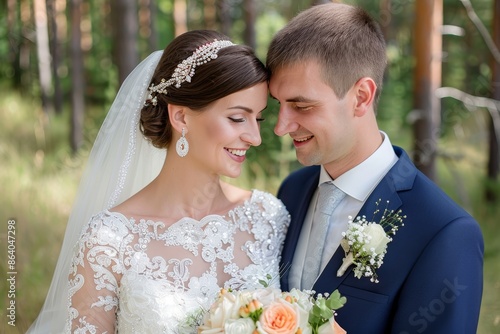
xmin=278 ymin=146 xmax=483 ymax=334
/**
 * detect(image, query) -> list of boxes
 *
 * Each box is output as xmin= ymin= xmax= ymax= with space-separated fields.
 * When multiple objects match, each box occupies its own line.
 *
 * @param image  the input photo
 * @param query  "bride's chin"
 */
xmin=222 ymin=166 xmax=242 ymax=179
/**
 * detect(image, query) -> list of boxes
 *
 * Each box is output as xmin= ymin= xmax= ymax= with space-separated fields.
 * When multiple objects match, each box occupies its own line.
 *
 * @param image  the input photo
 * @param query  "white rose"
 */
xmin=286 ymin=288 xmax=313 ymax=312
xmin=204 ymin=290 xmax=242 ymax=329
xmin=291 ymin=301 xmax=312 ymax=334
xmin=224 ymin=318 xmax=256 ymax=334
xmin=198 ymin=326 xmax=224 ymax=334
xmin=363 ymin=224 xmax=390 ymax=254
xmin=251 ymin=287 xmax=282 ymax=307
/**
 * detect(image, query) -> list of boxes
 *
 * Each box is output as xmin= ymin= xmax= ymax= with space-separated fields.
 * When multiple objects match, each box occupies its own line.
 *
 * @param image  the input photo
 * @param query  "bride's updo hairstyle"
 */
xmin=140 ymin=30 xmax=269 ymax=149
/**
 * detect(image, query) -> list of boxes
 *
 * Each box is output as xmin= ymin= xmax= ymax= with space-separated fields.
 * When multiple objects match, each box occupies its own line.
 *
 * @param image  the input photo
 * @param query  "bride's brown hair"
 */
xmin=140 ymin=30 xmax=269 ymax=149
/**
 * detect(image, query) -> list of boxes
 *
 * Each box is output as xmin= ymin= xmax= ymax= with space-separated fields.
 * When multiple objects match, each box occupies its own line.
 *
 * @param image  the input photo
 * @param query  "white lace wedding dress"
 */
xmin=65 ymin=190 xmax=289 ymax=334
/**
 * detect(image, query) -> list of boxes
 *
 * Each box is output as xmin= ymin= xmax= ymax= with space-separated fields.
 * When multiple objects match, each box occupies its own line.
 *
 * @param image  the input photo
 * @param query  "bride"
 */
xmin=27 ymin=30 xmax=290 ymax=333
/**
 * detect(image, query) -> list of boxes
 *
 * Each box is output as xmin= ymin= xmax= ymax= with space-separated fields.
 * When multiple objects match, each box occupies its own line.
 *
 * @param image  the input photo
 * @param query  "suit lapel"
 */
xmin=280 ymin=168 xmax=320 ymax=290
xmin=312 ymin=148 xmax=415 ymax=292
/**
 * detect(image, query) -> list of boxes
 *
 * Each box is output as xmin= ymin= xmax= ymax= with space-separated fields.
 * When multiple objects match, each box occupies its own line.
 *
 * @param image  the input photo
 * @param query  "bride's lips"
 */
xmin=225 ymin=148 xmax=247 ymax=162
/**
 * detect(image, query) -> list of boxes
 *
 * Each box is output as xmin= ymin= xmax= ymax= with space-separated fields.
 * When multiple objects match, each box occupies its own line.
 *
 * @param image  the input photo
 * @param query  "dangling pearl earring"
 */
xmin=176 ymin=128 xmax=189 ymax=157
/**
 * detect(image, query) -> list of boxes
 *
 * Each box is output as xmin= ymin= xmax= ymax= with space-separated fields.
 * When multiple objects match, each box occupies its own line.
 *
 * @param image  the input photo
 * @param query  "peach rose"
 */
xmin=257 ymin=299 xmax=299 ymax=334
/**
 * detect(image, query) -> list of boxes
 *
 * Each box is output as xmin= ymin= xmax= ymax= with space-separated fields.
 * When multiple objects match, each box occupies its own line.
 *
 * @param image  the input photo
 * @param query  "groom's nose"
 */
xmin=274 ymin=106 xmax=299 ymax=136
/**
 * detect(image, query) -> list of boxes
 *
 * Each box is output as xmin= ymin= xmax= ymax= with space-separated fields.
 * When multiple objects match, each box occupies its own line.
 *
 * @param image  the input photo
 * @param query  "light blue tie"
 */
xmin=301 ymin=182 xmax=346 ymax=289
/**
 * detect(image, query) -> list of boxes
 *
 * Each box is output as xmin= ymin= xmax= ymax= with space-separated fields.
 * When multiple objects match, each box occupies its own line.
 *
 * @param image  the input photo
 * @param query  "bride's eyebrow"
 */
xmin=228 ymin=106 xmax=254 ymax=113
xmin=228 ymin=105 xmax=268 ymax=114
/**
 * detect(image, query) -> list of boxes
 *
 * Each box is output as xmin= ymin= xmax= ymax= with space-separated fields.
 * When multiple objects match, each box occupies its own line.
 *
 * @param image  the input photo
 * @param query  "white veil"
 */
xmin=27 ymin=51 xmax=166 ymax=333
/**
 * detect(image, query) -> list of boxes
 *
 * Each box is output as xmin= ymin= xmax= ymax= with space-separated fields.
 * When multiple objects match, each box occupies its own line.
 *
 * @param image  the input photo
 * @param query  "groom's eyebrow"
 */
xmin=287 ymin=96 xmax=315 ymax=103
xmin=269 ymin=94 xmax=315 ymax=103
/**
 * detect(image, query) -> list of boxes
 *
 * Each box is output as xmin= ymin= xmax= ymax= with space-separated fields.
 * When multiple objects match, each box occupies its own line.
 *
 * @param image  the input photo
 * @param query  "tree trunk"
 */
xmin=34 ymin=0 xmax=53 ymax=113
xmin=412 ymin=0 xmax=443 ymax=181
xmin=138 ymin=0 xmax=157 ymax=53
xmin=7 ymin=0 xmax=22 ymax=87
xmin=70 ymin=0 xmax=85 ymax=153
xmin=218 ymin=0 xmax=232 ymax=37
xmin=148 ymin=0 xmax=158 ymax=52
xmin=19 ymin=0 xmax=32 ymax=87
xmin=486 ymin=0 xmax=500 ymax=202
xmin=203 ymin=0 xmax=216 ymax=30
xmin=379 ymin=0 xmax=392 ymax=42
xmin=111 ymin=0 xmax=139 ymax=84
xmin=243 ymin=0 xmax=256 ymax=49
xmin=173 ymin=0 xmax=187 ymax=36
xmin=47 ymin=0 xmax=65 ymax=114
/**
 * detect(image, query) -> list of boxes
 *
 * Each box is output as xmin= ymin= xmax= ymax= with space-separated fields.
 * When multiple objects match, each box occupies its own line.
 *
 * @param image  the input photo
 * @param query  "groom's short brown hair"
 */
xmin=266 ymin=3 xmax=387 ymax=104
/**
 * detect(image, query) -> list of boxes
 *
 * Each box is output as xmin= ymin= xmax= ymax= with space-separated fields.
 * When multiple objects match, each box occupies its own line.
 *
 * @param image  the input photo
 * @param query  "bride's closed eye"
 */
xmin=228 ymin=116 xmax=266 ymax=123
xmin=228 ymin=117 xmax=246 ymax=123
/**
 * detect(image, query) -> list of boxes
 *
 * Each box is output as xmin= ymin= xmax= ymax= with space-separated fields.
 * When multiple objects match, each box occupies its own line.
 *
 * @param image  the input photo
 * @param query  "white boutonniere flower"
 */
xmin=337 ymin=199 xmax=406 ymax=283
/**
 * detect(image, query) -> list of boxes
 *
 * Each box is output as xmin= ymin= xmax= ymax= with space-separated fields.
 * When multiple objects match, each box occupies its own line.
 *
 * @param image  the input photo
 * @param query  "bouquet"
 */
xmin=198 ymin=286 xmax=347 ymax=334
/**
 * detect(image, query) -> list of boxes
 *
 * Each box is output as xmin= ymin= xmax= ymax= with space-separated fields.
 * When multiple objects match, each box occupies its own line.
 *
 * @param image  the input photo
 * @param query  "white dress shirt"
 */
xmin=289 ymin=132 xmax=399 ymax=289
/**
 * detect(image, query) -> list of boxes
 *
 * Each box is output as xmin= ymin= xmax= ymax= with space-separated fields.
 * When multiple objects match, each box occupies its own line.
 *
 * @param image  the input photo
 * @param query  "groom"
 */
xmin=267 ymin=3 xmax=483 ymax=333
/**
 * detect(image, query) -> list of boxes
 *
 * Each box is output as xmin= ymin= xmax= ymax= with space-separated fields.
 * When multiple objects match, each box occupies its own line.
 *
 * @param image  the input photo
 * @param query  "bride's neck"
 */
xmin=146 ymin=158 xmax=231 ymax=220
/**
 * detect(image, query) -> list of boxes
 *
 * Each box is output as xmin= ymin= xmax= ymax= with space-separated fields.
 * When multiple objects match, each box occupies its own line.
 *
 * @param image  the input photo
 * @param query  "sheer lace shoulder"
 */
xmin=65 ymin=190 xmax=289 ymax=333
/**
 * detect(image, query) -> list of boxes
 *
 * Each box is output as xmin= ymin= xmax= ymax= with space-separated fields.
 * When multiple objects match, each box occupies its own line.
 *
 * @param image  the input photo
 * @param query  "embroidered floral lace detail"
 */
xmin=65 ymin=190 xmax=289 ymax=333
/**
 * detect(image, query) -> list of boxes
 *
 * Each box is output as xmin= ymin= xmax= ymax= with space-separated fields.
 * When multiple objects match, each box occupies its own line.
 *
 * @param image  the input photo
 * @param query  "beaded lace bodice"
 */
xmin=65 ymin=190 xmax=289 ymax=333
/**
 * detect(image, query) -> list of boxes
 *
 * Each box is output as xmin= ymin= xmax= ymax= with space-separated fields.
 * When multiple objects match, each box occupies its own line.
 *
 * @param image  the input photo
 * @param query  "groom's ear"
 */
xmin=353 ymin=77 xmax=377 ymax=117
xmin=168 ymin=104 xmax=187 ymax=133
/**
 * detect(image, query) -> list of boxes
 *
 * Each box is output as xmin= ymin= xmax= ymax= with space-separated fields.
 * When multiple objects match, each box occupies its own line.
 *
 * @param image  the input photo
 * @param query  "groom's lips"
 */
xmin=293 ymin=135 xmax=314 ymax=147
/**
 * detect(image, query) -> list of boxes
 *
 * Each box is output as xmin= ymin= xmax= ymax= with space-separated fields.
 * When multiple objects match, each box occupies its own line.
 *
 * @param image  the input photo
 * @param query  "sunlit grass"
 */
xmin=0 ymin=90 xmax=84 ymax=333
xmin=0 ymin=90 xmax=498 ymax=333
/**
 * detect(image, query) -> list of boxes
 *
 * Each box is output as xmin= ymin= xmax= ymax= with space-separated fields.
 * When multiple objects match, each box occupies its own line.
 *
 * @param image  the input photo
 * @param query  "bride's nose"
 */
xmin=241 ymin=122 xmax=262 ymax=146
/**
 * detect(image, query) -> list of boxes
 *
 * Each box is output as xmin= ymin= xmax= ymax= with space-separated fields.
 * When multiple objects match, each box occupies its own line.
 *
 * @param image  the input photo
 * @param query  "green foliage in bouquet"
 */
xmin=308 ymin=289 xmax=347 ymax=333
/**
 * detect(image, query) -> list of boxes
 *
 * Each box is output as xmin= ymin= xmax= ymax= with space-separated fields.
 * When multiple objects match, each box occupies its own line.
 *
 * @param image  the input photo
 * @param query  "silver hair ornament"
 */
xmin=146 ymin=39 xmax=235 ymax=106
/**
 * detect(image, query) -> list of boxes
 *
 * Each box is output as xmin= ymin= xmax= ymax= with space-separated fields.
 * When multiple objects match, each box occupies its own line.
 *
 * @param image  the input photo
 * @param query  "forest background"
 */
xmin=1 ymin=0 xmax=499 ymax=333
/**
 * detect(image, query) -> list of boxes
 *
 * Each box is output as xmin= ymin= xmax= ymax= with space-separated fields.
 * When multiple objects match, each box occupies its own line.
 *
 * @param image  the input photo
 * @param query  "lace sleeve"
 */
xmin=65 ymin=212 xmax=127 ymax=333
xmin=262 ymin=191 xmax=290 ymax=287
xmin=273 ymin=195 xmax=291 ymax=246
xmin=229 ymin=191 xmax=290 ymax=290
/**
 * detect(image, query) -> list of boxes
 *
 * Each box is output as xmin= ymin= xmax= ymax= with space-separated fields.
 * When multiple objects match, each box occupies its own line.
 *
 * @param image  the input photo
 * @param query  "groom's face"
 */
xmin=269 ymin=61 xmax=357 ymax=168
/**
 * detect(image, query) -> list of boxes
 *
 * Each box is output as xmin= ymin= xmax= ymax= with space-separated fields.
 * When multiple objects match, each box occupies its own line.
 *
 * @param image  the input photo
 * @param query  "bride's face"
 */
xmin=185 ymin=81 xmax=268 ymax=178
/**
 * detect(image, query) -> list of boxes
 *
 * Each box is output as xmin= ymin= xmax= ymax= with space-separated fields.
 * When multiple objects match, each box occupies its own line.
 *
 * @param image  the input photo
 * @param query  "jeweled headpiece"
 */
xmin=145 ymin=39 xmax=235 ymax=106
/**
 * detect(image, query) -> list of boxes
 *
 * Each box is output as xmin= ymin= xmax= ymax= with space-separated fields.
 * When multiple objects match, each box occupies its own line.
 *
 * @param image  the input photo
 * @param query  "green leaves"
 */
xmin=258 ymin=273 xmax=273 ymax=288
xmin=308 ymin=289 xmax=347 ymax=333
xmin=325 ymin=290 xmax=347 ymax=310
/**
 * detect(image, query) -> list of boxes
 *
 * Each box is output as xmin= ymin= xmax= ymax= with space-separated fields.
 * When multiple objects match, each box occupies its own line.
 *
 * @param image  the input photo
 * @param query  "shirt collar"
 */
xmin=319 ymin=131 xmax=398 ymax=201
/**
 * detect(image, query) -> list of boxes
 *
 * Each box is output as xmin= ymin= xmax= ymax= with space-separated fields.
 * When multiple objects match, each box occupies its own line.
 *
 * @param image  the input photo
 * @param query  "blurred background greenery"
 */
xmin=1 ymin=0 xmax=499 ymax=333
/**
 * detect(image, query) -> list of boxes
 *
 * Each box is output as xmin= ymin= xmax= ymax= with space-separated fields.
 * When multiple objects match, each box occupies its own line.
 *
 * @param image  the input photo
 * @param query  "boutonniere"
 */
xmin=336 ymin=199 xmax=406 ymax=283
